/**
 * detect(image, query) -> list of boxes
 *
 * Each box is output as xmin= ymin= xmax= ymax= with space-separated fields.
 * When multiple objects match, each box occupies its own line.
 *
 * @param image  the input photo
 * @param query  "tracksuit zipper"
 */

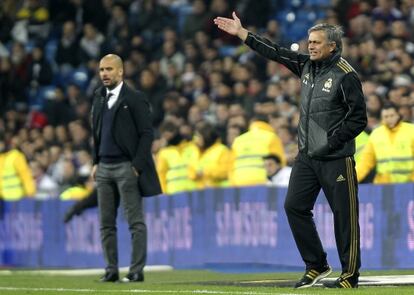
xmin=305 ymin=82 xmax=315 ymax=154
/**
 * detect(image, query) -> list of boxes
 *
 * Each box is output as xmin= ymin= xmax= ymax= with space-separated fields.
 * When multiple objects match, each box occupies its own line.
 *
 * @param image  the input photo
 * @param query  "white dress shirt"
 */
xmin=106 ymin=81 xmax=123 ymax=109
xmin=267 ymin=166 xmax=293 ymax=187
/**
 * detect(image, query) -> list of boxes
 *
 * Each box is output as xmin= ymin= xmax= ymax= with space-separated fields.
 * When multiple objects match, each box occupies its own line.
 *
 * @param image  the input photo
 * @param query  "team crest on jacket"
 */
xmin=322 ymin=78 xmax=332 ymax=92
xmin=302 ymin=73 xmax=310 ymax=85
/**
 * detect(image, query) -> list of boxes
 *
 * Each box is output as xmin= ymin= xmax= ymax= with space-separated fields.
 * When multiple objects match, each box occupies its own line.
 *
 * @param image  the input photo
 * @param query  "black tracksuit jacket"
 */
xmin=245 ymin=32 xmax=367 ymax=160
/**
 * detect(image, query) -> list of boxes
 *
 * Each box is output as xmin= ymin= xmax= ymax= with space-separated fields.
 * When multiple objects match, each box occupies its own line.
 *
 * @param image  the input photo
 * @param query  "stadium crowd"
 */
xmin=0 ymin=0 xmax=413 ymax=200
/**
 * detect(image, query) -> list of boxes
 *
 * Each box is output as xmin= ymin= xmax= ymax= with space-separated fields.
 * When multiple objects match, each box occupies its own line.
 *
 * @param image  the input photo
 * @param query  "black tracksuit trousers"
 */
xmin=284 ymin=152 xmax=360 ymax=279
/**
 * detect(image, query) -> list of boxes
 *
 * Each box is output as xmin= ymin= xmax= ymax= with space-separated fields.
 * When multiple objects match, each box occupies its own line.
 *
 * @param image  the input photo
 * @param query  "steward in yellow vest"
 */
xmin=60 ymin=176 xmax=94 ymax=200
xmin=156 ymin=121 xmax=198 ymax=194
xmin=60 ymin=185 xmax=93 ymax=200
xmin=357 ymin=103 xmax=414 ymax=183
xmin=0 ymin=136 xmax=36 ymax=200
xmin=189 ymin=122 xmax=230 ymax=188
xmin=354 ymin=131 xmax=369 ymax=164
xmin=229 ymin=117 xmax=286 ymax=186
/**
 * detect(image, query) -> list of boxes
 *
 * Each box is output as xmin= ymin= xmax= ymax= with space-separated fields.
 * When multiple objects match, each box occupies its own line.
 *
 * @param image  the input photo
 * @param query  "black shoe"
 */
xmin=121 ymin=272 xmax=144 ymax=283
xmin=99 ymin=271 xmax=119 ymax=282
xmin=323 ymin=276 xmax=358 ymax=288
xmin=294 ymin=265 xmax=332 ymax=289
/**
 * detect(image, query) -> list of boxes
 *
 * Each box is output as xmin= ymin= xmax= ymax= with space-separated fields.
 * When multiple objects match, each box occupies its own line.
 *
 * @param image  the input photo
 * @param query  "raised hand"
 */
xmin=213 ymin=11 xmax=248 ymax=41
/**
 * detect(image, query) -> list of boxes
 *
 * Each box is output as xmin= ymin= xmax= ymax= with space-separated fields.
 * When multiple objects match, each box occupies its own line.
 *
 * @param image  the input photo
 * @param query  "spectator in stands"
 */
xmin=56 ymin=20 xmax=80 ymax=69
xmin=0 ymin=57 xmax=13 ymax=113
xmin=182 ymin=0 xmax=210 ymax=40
xmin=14 ymin=0 xmax=50 ymax=42
xmin=357 ymin=103 xmax=414 ymax=183
xmin=75 ymin=148 xmax=92 ymax=178
xmin=28 ymin=43 xmax=53 ymax=93
xmin=263 ymin=154 xmax=292 ymax=187
xmin=79 ymin=23 xmax=105 ymax=63
xmin=130 ymin=0 xmax=174 ymax=41
xmin=43 ymin=86 xmax=76 ymax=126
xmin=9 ymin=42 xmax=31 ymax=106
xmin=159 ymin=40 xmax=185 ymax=80
xmin=29 ymin=159 xmax=58 ymax=199
xmin=139 ymin=68 xmax=166 ymax=127
xmin=68 ymin=120 xmax=90 ymax=151
xmin=372 ymin=0 xmax=404 ymax=23
xmin=0 ymin=6 xmax=13 ymax=45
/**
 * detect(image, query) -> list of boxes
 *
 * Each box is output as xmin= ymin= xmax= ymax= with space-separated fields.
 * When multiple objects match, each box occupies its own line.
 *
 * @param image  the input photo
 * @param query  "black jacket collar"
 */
xmin=311 ymin=51 xmax=341 ymax=76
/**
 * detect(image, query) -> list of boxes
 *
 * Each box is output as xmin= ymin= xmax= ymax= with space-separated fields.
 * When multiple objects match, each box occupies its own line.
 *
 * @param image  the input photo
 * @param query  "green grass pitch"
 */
xmin=1 ymin=269 xmax=414 ymax=295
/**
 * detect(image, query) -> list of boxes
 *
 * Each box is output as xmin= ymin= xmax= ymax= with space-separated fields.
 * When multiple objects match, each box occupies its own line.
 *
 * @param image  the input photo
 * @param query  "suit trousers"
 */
xmin=284 ymin=152 xmax=360 ymax=278
xmin=96 ymin=161 xmax=147 ymax=274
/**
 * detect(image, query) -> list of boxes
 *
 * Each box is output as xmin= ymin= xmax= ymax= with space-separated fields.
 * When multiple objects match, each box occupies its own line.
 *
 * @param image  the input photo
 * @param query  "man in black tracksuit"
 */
xmin=214 ymin=13 xmax=367 ymax=289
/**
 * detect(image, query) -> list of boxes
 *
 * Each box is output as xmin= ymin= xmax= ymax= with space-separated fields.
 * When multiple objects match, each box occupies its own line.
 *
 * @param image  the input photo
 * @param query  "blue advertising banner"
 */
xmin=0 ymin=183 xmax=413 ymax=270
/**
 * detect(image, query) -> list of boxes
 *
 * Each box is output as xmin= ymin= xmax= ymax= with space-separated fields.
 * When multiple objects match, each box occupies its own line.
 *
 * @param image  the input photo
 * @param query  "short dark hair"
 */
xmin=263 ymin=154 xmax=282 ymax=164
xmin=195 ymin=122 xmax=219 ymax=149
xmin=159 ymin=120 xmax=178 ymax=134
xmin=308 ymin=23 xmax=344 ymax=53
xmin=382 ymin=102 xmax=399 ymax=112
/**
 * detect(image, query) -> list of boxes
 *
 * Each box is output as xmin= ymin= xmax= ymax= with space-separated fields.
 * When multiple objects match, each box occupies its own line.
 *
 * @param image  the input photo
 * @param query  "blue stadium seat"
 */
xmin=219 ymin=46 xmax=237 ymax=57
xmin=44 ymin=39 xmax=58 ymax=63
xmin=68 ymin=67 xmax=90 ymax=90
xmin=30 ymin=85 xmax=57 ymax=109
xmin=169 ymin=3 xmax=192 ymax=33
xmin=286 ymin=21 xmax=310 ymax=42
xmin=307 ymin=0 xmax=331 ymax=7
xmin=24 ymin=40 xmax=35 ymax=53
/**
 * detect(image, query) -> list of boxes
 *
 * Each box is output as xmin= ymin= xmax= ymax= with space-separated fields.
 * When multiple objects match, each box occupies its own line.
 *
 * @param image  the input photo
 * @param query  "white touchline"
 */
xmin=0 ymin=287 xmax=311 ymax=295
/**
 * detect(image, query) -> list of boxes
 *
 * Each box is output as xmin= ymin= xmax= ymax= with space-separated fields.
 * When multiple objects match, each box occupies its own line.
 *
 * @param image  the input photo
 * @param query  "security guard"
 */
xmin=189 ymin=122 xmax=230 ymax=188
xmin=357 ymin=103 xmax=414 ymax=183
xmin=156 ymin=121 xmax=197 ymax=194
xmin=0 ymin=134 xmax=36 ymax=201
xmin=229 ymin=116 xmax=286 ymax=186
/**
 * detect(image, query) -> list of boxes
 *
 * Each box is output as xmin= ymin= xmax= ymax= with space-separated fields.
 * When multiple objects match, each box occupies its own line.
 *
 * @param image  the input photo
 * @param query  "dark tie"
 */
xmin=106 ymin=92 xmax=113 ymax=107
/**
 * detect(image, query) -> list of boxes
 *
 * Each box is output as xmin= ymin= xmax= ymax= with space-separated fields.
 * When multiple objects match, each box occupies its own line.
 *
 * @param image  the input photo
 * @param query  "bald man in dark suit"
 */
xmin=91 ymin=54 xmax=161 ymax=283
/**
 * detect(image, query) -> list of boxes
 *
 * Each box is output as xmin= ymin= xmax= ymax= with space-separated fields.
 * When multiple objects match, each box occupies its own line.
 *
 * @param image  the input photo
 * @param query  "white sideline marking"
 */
xmin=318 ymin=275 xmax=414 ymax=286
xmin=0 ymin=287 xmax=306 ymax=295
xmin=0 ymin=265 xmax=173 ymax=276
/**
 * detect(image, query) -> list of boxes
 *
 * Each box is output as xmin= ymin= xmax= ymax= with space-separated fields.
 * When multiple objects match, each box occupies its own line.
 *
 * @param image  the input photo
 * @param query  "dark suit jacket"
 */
xmin=91 ymin=83 xmax=162 ymax=197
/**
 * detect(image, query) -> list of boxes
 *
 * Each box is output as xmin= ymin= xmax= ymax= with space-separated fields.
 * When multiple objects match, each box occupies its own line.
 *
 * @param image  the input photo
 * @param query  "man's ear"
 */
xmin=330 ymin=42 xmax=337 ymax=53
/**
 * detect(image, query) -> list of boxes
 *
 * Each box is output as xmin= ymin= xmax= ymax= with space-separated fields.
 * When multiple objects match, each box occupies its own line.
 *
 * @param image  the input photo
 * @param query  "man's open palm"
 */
xmin=214 ymin=12 xmax=242 ymax=36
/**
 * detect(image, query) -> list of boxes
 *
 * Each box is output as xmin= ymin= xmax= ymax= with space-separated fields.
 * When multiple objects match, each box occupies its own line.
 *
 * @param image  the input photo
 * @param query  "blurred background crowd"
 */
xmin=0 ymin=0 xmax=413 ymax=201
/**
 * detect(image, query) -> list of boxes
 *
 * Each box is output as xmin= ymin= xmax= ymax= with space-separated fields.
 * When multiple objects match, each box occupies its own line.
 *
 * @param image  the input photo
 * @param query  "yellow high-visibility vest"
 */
xmin=354 ymin=131 xmax=369 ymax=164
xmin=230 ymin=121 xmax=286 ymax=186
xmin=368 ymin=122 xmax=414 ymax=183
xmin=180 ymin=141 xmax=199 ymax=191
xmin=60 ymin=186 xmax=92 ymax=200
xmin=189 ymin=141 xmax=230 ymax=189
xmin=0 ymin=149 xmax=36 ymax=201
xmin=371 ymin=122 xmax=414 ymax=183
xmin=156 ymin=143 xmax=197 ymax=194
